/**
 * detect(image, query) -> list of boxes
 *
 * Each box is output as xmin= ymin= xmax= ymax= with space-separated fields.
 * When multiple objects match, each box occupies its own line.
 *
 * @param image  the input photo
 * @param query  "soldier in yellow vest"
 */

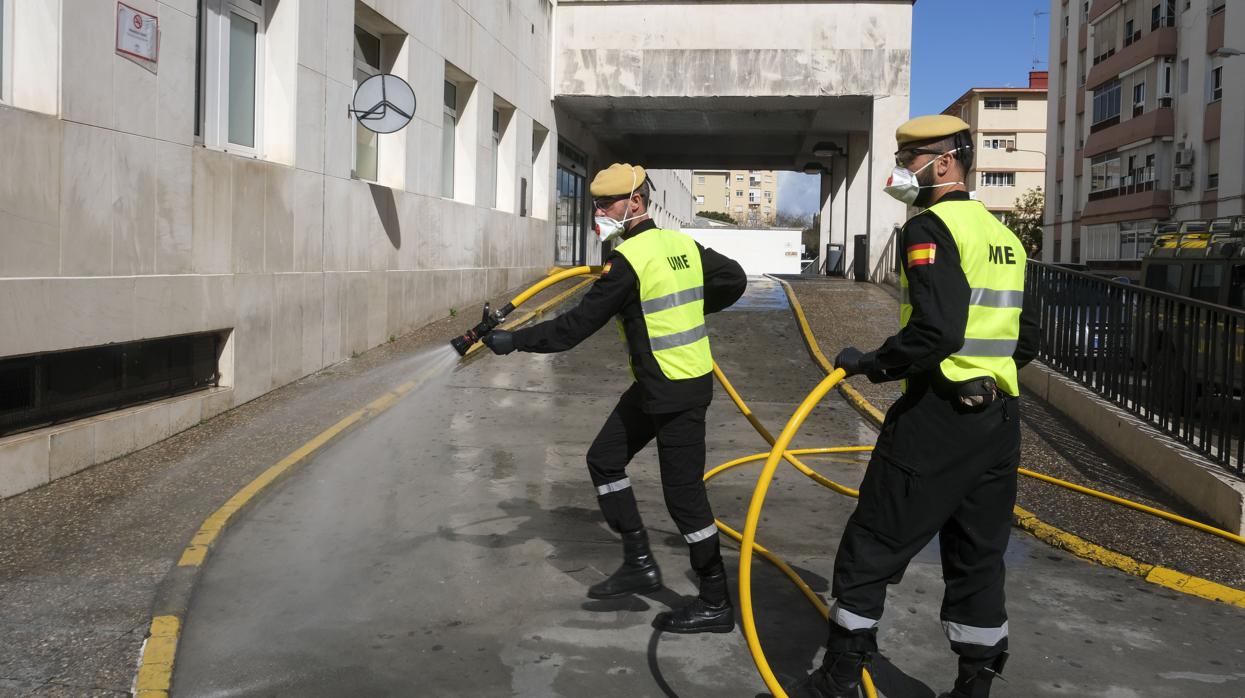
xmin=483 ymin=163 xmax=747 ymax=633
xmin=792 ymin=116 xmax=1039 ymax=698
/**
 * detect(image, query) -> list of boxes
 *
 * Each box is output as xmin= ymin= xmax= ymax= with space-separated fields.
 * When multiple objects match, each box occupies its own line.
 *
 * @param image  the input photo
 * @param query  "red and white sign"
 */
xmin=116 ymin=3 xmax=158 ymax=63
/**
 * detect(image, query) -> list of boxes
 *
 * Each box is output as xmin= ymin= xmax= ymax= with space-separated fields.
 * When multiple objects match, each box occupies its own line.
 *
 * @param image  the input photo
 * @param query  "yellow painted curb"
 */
xmin=772 ymin=275 xmax=1245 ymax=610
xmin=133 ymin=615 xmax=179 ymax=696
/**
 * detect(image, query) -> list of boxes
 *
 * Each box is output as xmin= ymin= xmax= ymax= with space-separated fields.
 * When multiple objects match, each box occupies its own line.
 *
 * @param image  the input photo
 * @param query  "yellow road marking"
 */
xmin=141 ymin=279 xmax=589 ymax=694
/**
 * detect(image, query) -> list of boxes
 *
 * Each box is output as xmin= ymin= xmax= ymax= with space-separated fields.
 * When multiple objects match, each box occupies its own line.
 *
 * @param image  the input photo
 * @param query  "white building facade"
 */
xmin=0 ymin=0 xmax=908 ymax=498
xmin=1044 ymin=0 xmax=1243 ymax=274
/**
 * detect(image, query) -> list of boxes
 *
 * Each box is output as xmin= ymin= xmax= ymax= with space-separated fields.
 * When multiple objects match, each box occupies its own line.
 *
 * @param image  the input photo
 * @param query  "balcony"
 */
xmin=1088 ymin=0 xmax=1120 ymax=23
xmin=1084 ymin=107 xmax=1173 ymax=158
xmin=1208 ymin=9 xmax=1225 ymax=55
xmin=1086 ymin=27 xmax=1177 ymax=90
xmin=1082 ymin=187 xmax=1172 ymax=225
xmin=1205 ymin=100 xmax=1221 ymax=141
xmin=1076 ymin=87 xmax=1085 ymax=115
xmin=1058 ymin=96 xmax=1067 ymax=122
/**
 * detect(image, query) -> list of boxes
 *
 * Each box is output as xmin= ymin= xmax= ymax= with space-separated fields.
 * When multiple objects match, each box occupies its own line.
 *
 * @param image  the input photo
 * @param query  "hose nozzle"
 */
xmin=449 ymin=302 xmax=512 ymax=357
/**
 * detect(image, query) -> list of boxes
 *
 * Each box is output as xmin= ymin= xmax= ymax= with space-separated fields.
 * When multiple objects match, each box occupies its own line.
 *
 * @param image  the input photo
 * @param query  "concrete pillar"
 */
xmin=867 ymin=95 xmax=908 ymax=280
xmin=844 ymin=132 xmax=870 ymax=276
xmin=818 ymin=171 xmax=832 ymax=272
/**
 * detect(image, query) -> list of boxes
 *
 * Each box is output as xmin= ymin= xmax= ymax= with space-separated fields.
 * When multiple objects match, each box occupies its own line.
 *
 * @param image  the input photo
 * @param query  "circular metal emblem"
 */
xmin=350 ymin=74 xmax=416 ymax=134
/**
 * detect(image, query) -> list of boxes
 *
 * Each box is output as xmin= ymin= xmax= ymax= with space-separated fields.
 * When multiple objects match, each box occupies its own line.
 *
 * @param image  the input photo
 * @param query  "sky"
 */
xmin=777 ymin=0 xmax=1051 ymax=218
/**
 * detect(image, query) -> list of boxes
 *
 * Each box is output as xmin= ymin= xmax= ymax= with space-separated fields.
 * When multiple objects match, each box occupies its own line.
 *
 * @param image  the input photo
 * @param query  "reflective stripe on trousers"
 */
xmin=682 ymin=523 xmax=718 ymax=544
xmin=830 ymin=601 xmax=880 ymax=631
xmin=943 ymin=620 xmax=1009 ymax=646
xmin=596 ymin=477 xmax=632 ymax=496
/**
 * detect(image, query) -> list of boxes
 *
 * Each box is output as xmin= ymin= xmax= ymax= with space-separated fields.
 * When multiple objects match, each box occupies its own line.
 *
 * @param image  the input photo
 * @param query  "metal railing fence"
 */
xmin=1027 ymin=261 xmax=1244 ymax=478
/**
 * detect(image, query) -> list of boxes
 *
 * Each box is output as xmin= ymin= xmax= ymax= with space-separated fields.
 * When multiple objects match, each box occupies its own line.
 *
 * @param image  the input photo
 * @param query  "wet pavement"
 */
xmin=168 ymin=277 xmax=1245 ymax=697
xmin=788 ymin=277 xmax=1245 ymax=589
xmin=0 ymin=278 xmax=579 ymax=697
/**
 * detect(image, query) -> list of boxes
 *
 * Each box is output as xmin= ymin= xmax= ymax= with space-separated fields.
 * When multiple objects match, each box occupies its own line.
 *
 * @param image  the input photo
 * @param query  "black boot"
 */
xmin=653 ymin=561 xmax=735 ymax=634
xmin=787 ymin=651 xmax=870 ymax=698
xmin=939 ymin=652 xmax=1008 ymax=698
xmin=587 ymin=528 xmax=662 ymax=599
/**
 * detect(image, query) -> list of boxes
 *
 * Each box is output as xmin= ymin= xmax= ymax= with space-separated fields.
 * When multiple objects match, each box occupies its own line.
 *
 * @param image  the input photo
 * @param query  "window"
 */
xmin=1092 ymin=80 xmax=1121 ymax=127
xmin=483 ymin=108 xmax=500 ymax=207
xmin=1229 ymin=265 xmax=1245 ymax=309
xmin=1210 ymin=1 xmax=1226 ymax=16
xmin=1132 ymin=81 xmax=1146 ymax=117
xmin=1090 ymin=153 xmax=1122 ymax=194
xmin=984 ymin=98 xmax=1018 ymax=110
xmin=1081 ymin=1 xmax=1089 ymax=23
xmin=1124 ymin=19 xmax=1136 ymax=45
xmin=1207 ymin=141 xmax=1220 ymax=190
xmin=982 ymin=172 xmax=1016 ymax=187
xmin=1191 ymin=264 xmax=1225 ymax=303
xmin=1210 ymin=66 xmax=1223 ymax=102
xmin=352 ymin=26 xmax=381 ymax=181
xmin=1145 ymin=263 xmax=1182 ymax=293
xmin=0 ymin=0 xmax=11 ymax=103
xmin=1151 ymin=1 xmax=1175 ymax=29
xmin=1180 ymin=59 xmax=1189 ymax=94
xmin=697 ymin=176 xmax=705 ymax=184
xmin=1078 ymin=50 xmax=1087 ymax=86
xmin=736 ymin=190 xmax=743 ymax=197
xmin=200 ymin=0 xmax=266 ymax=152
xmin=1161 ymin=60 xmax=1173 ymax=98
xmin=749 ymin=189 xmax=761 ymax=203
xmin=983 ymin=136 xmax=1017 ymax=150
xmin=0 ymin=332 xmax=223 ymax=439
xmin=735 ymin=174 xmax=744 ymax=182
xmin=695 ymin=195 xmax=705 ymax=204
xmin=442 ymin=80 xmax=457 ymax=198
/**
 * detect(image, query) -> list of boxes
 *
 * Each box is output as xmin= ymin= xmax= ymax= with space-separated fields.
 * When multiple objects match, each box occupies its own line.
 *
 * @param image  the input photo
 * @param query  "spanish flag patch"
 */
xmin=906 ymin=243 xmax=936 ymax=266
xmin=602 ymin=261 xmax=612 ymax=275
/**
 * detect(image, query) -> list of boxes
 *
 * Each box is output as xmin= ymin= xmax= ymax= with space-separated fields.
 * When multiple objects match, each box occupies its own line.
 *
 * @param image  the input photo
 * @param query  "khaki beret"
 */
xmin=895 ymin=115 xmax=971 ymax=149
xmin=590 ymin=163 xmax=647 ymax=197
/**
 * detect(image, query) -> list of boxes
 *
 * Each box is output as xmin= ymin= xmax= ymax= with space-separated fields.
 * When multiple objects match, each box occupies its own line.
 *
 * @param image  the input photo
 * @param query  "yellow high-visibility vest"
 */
xmin=615 ymin=228 xmax=713 ymax=380
xmin=900 ymin=200 xmax=1027 ymax=396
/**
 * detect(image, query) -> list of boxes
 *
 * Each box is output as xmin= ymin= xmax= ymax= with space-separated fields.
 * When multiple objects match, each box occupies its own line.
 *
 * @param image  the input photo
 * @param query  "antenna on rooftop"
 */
xmin=1033 ymin=9 xmax=1051 ymax=71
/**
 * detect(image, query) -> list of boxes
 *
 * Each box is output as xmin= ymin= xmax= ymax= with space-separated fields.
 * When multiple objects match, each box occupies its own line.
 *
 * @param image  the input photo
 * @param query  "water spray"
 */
xmin=449 ymin=302 xmax=514 ymax=356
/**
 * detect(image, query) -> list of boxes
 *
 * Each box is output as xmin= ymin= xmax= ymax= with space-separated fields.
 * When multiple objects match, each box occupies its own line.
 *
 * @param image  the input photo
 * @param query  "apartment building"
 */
xmin=691 ymin=170 xmax=780 ymax=226
xmin=1045 ymin=0 xmax=1243 ymax=274
xmin=943 ymin=72 xmax=1048 ymax=224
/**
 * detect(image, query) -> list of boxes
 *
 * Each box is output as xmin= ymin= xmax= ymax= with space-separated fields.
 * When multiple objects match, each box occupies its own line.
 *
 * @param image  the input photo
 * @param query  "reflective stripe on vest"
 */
xmin=615 ymin=228 xmax=713 ymax=380
xmin=899 ymin=200 xmax=1027 ymax=396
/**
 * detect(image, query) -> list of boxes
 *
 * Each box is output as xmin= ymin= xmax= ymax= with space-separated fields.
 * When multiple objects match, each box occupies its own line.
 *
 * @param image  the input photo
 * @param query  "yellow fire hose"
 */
xmin=457 ymin=268 xmax=1245 ymax=698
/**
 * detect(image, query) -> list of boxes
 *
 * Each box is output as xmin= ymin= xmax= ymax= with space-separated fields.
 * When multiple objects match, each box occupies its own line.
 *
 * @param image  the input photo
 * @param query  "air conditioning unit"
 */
xmin=1175 ymin=148 xmax=1196 ymax=168
xmin=1158 ymin=96 xmax=1174 ymax=108
xmin=1174 ymin=171 xmax=1194 ymax=190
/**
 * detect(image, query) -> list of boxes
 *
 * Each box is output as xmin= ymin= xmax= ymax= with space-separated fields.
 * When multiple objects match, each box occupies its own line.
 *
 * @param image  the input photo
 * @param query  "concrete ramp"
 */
xmin=172 ymin=279 xmax=1245 ymax=697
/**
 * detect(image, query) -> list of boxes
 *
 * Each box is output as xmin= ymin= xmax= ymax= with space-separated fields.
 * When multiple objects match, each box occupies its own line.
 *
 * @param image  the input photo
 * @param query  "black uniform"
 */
xmin=828 ymin=191 xmax=1039 ymax=666
xmin=513 ymin=219 xmax=747 ymax=573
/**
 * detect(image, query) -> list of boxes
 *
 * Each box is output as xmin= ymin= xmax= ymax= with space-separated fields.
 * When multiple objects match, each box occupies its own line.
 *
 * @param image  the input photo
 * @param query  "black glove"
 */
xmin=482 ymin=330 xmax=515 ymax=355
xmin=834 ymin=347 xmax=871 ymax=377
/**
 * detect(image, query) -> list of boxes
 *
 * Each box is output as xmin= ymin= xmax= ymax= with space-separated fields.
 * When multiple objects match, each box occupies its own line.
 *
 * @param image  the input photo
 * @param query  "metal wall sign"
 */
xmin=116 ymin=2 xmax=158 ymax=63
xmin=349 ymin=74 xmax=416 ymax=134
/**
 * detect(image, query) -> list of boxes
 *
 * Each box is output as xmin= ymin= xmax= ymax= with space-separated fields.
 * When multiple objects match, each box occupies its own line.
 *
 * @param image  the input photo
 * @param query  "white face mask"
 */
xmin=884 ymin=148 xmax=964 ymax=206
xmin=593 ymin=170 xmax=644 ymax=243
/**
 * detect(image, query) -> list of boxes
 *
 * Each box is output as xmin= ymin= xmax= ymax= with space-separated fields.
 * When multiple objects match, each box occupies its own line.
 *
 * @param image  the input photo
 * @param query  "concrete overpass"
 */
xmin=554 ymin=0 xmax=914 ymax=278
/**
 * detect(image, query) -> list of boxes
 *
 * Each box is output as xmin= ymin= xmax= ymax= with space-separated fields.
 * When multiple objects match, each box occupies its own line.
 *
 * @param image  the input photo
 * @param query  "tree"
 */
xmin=773 ymin=212 xmax=812 ymax=229
xmin=1005 ymin=187 xmax=1044 ymax=255
xmin=696 ymin=210 xmax=737 ymax=225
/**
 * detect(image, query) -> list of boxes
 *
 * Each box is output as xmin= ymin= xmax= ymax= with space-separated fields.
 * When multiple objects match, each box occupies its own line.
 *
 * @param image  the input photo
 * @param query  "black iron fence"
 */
xmin=1027 ymin=261 xmax=1244 ymax=478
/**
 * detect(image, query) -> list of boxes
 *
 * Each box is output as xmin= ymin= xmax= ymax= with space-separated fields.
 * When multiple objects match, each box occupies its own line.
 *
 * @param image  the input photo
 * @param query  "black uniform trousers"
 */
xmin=586 ymin=383 xmax=722 ymax=574
xmin=828 ymin=378 xmax=1018 ymax=664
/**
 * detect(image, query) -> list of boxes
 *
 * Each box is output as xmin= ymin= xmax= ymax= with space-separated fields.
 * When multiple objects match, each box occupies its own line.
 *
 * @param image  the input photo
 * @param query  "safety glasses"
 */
xmin=592 ymin=194 xmax=630 ymax=210
xmin=895 ymin=148 xmax=944 ymax=168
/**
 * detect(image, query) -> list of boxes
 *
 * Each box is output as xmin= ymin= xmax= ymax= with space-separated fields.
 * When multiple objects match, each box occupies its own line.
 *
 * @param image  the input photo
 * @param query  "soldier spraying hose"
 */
xmin=473 ymin=163 xmax=748 ymax=633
